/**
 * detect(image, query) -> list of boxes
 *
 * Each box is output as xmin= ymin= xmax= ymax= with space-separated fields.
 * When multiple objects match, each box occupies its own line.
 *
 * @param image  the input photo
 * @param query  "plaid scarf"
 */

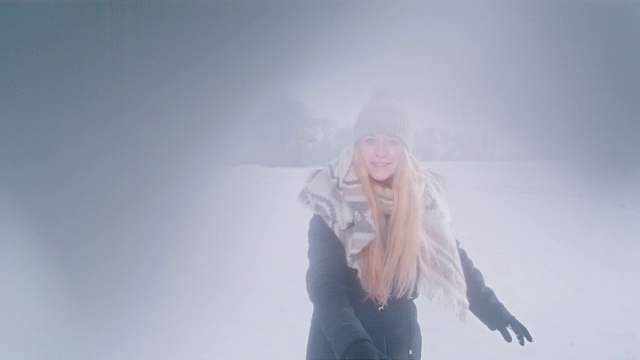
xmin=300 ymin=147 xmax=469 ymax=319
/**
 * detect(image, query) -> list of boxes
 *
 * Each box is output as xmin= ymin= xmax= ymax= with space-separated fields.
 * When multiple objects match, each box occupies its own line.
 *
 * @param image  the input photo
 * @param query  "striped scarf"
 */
xmin=300 ymin=147 xmax=469 ymax=320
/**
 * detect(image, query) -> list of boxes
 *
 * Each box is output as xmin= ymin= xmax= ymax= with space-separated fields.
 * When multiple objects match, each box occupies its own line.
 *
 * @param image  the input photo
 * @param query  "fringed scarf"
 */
xmin=299 ymin=147 xmax=469 ymax=320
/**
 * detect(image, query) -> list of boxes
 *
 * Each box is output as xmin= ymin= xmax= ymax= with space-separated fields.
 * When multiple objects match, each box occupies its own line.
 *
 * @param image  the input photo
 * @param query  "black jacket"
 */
xmin=305 ymin=215 xmax=508 ymax=360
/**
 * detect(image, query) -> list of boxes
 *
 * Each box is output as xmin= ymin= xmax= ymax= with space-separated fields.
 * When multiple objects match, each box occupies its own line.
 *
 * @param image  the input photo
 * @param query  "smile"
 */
xmin=372 ymin=162 xmax=390 ymax=167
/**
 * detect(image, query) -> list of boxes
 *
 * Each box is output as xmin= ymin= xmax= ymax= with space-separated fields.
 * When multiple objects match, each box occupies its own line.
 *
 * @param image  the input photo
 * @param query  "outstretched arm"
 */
xmin=457 ymin=241 xmax=533 ymax=346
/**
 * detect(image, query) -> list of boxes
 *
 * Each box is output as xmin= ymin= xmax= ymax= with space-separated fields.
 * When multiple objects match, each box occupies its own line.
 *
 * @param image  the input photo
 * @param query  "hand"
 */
xmin=495 ymin=315 xmax=533 ymax=346
xmin=342 ymin=339 xmax=390 ymax=360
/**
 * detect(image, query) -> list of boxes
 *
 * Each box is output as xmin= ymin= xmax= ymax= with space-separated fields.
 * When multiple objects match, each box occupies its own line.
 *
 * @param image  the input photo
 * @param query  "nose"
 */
xmin=374 ymin=142 xmax=388 ymax=157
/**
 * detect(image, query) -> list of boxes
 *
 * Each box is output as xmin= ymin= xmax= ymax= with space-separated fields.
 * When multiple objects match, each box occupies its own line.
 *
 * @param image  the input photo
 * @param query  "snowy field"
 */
xmin=2 ymin=161 xmax=639 ymax=359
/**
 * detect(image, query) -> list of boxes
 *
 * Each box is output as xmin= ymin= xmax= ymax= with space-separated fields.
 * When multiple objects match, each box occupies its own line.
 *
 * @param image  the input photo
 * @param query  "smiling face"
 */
xmin=357 ymin=134 xmax=405 ymax=186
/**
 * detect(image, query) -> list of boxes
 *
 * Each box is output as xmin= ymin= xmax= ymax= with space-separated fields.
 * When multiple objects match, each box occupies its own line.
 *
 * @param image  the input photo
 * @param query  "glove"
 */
xmin=495 ymin=314 xmax=533 ymax=346
xmin=457 ymin=242 xmax=533 ymax=346
xmin=467 ymin=290 xmax=534 ymax=346
xmin=341 ymin=339 xmax=390 ymax=360
xmin=472 ymin=304 xmax=534 ymax=346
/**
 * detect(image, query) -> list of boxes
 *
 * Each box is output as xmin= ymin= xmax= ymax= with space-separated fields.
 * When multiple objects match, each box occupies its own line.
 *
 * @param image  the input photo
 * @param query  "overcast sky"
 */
xmin=1 ymin=1 xmax=639 ymax=225
xmin=2 ymin=1 xmax=639 ymax=166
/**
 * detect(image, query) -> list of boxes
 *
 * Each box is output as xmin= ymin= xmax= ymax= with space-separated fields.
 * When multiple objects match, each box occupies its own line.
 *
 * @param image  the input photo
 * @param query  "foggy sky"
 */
xmin=2 ymin=1 xmax=639 ymax=169
xmin=2 ymin=0 xmax=638 ymax=269
xmin=1 ymin=1 xmax=638 ymax=266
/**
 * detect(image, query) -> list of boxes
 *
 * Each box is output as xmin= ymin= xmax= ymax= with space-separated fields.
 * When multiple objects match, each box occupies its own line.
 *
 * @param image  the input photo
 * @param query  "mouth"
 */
xmin=372 ymin=162 xmax=390 ymax=167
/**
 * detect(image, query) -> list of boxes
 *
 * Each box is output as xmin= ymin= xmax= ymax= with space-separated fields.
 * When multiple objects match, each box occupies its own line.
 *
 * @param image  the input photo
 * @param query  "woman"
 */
xmin=300 ymin=94 xmax=533 ymax=360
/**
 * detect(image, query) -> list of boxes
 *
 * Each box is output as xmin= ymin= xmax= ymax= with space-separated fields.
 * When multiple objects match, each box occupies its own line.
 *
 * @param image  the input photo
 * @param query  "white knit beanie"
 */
xmin=353 ymin=92 xmax=415 ymax=151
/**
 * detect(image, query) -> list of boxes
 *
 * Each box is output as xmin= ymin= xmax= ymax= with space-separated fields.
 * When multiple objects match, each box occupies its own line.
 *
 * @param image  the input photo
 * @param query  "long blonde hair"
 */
xmin=353 ymin=145 xmax=427 ymax=305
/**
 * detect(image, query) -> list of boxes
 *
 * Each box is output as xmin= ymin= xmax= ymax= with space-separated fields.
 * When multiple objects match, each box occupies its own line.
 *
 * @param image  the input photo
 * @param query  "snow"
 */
xmin=2 ymin=161 xmax=639 ymax=359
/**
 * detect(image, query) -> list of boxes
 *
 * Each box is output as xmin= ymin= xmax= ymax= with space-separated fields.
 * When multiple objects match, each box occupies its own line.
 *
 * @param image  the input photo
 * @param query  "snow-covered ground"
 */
xmin=2 ymin=161 xmax=639 ymax=359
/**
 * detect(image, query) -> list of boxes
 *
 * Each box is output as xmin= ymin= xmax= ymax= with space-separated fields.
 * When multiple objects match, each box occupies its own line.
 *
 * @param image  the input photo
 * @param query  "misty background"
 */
xmin=1 ymin=1 xmax=639 ymax=358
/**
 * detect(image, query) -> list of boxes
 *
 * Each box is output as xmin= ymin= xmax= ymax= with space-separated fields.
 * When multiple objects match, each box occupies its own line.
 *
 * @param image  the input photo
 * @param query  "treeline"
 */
xmin=235 ymin=97 xmax=512 ymax=167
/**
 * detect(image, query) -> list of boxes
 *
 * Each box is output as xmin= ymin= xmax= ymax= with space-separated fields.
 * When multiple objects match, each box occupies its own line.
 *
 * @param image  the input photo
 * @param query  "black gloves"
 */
xmin=469 ymin=298 xmax=533 ymax=346
xmin=494 ymin=314 xmax=533 ymax=346
xmin=457 ymin=242 xmax=533 ymax=346
xmin=341 ymin=340 xmax=391 ymax=360
xmin=471 ymin=296 xmax=533 ymax=346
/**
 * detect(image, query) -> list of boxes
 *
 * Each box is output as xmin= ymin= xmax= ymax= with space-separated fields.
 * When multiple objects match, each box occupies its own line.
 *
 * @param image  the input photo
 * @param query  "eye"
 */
xmin=363 ymin=137 xmax=376 ymax=145
xmin=387 ymin=138 xmax=401 ymax=146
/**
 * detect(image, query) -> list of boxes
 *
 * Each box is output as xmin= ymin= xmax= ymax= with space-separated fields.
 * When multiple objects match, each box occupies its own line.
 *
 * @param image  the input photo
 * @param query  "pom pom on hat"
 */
xmin=353 ymin=90 xmax=415 ymax=151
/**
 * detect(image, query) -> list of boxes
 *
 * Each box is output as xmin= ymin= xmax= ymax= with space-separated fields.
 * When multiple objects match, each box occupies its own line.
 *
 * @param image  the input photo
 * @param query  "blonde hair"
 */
xmin=353 ymin=145 xmax=427 ymax=306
